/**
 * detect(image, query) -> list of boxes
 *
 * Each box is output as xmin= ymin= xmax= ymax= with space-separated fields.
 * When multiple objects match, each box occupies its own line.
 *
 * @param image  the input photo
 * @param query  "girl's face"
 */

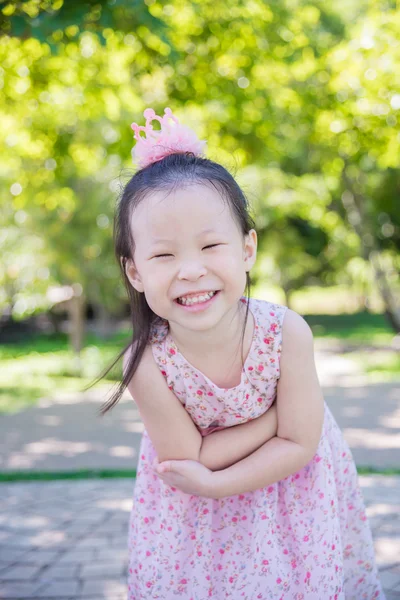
xmin=125 ymin=183 xmax=257 ymax=333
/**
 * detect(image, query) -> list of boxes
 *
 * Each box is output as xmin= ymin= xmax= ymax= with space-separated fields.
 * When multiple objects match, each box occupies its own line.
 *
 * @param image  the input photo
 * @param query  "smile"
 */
xmin=175 ymin=290 xmax=220 ymax=312
xmin=177 ymin=291 xmax=217 ymax=305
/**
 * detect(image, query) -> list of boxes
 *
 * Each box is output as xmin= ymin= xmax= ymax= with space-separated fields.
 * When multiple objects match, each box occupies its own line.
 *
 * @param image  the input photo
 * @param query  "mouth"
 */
xmin=175 ymin=290 xmax=220 ymax=306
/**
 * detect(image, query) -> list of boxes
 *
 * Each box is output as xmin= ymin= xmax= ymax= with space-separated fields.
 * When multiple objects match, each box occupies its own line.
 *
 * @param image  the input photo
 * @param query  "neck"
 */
xmin=168 ymin=299 xmax=252 ymax=360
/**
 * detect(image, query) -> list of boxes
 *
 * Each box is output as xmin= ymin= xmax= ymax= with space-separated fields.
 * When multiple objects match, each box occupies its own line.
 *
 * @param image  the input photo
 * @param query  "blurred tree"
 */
xmin=0 ymin=21 xmax=173 ymax=363
xmin=1 ymin=0 xmax=399 ymax=375
xmin=315 ymin=4 xmax=400 ymax=329
xmin=0 ymin=0 xmax=173 ymax=50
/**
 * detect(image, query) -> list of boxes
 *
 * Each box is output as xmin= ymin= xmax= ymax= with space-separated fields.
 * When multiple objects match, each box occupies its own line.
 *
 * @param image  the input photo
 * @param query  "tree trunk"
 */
xmin=281 ymin=284 xmax=291 ymax=309
xmin=94 ymin=302 xmax=114 ymax=339
xmin=357 ymin=277 xmax=370 ymax=314
xmin=341 ymin=171 xmax=400 ymax=332
xmin=369 ymin=251 xmax=400 ymax=332
xmin=68 ymin=288 xmax=86 ymax=372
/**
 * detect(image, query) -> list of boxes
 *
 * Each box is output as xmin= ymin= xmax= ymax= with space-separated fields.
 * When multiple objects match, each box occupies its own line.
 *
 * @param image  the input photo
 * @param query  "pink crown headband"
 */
xmin=131 ymin=107 xmax=207 ymax=169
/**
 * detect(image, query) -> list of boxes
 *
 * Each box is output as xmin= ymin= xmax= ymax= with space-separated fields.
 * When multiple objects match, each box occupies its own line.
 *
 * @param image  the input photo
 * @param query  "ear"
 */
xmin=124 ymin=258 xmax=144 ymax=293
xmin=243 ymin=229 xmax=257 ymax=272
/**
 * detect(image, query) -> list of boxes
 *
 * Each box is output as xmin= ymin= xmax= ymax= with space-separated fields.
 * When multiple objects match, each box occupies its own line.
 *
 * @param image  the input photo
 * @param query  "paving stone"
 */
xmin=108 ymin=539 xmax=128 ymax=551
xmin=18 ymin=549 xmax=62 ymax=566
xmin=35 ymin=579 xmax=81 ymax=597
xmin=379 ymin=570 xmax=400 ymax=591
xmin=92 ymin=523 xmax=128 ymax=535
xmin=61 ymin=523 xmax=96 ymax=535
xmin=0 ymin=581 xmax=43 ymax=598
xmin=6 ymin=536 xmax=40 ymax=549
xmin=53 ymin=548 xmax=96 ymax=565
xmin=0 ymin=531 xmax=13 ymax=544
xmin=374 ymin=536 xmax=400 ymax=569
xmin=379 ymin=521 xmax=400 ymax=537
xmin=74 ymin=536 xmax=110 ymax=548
xmin=80 ymin=578 xmax=127 ymax=597
xmin=64 ymin=518 xmax=105 ymax=529
xmin=37 ymin=563 xmax=79 ymax=580
xmin=0 ymin=546 xmax=30 ymax=562
xmin=0 ymin=514 xmax=14 ymax=528
xmin=0 ymin=564 xmax=43 ymax=580
xmin=96 ymin=548 xmax=129 ymax=562
xmin=0 ymin=561 xmax=19 ymax=573
xmin=80 ymin=562 xmax=125 ymax=578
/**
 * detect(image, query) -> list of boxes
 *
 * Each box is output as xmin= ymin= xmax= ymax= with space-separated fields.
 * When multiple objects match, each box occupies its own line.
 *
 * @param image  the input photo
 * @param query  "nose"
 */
xmin=177 ymin=258 xmax=207 ymax=281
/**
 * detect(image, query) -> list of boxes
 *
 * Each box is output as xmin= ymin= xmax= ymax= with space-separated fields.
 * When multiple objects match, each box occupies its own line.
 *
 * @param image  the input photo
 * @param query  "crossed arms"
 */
xmin=124 ymin=309 xmax=324 ymax=498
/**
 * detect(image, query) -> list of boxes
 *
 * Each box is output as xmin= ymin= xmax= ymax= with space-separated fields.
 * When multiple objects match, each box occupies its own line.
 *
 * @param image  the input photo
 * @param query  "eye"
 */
xmin=153 ymin=244 xmax=222 ymax=259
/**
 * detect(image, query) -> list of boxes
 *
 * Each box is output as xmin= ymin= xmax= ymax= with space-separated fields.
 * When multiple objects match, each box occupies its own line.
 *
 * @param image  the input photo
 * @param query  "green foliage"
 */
xmin=0 ymin=331 xmax=126 ymax=413
xmin=303 ymin=311 xmax=395 ymax=341
xmin=1 ymin=0 xmax=174 ymax=55
xmin=0 ymin=0 xmax=398 ymax=322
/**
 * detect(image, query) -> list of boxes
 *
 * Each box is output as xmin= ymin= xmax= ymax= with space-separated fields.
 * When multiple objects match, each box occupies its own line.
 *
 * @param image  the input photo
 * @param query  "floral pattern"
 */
xmin=127 ymin=297 xmax=385 ymax=599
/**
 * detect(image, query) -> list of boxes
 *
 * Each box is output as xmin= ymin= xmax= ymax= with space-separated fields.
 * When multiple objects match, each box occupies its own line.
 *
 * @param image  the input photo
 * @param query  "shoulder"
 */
xmin=250 ymin=302 xmax=314 ymax=373
xmin=282 ymin=308 xmax=313 ymax=339
xmin=254 ymin=299 xmax=313 ymax=346
xmin=122 ymin=339 xmax=153 ymax=377
xmin=251 ymin=298 xmax=293 ymax=337
xmin=281 ymin=308 xmax=314 ymax=358
xmin=123 ymin=341 xmax=161 ymax=393
xmin=250 ymin=297 xmax=288 ymax=326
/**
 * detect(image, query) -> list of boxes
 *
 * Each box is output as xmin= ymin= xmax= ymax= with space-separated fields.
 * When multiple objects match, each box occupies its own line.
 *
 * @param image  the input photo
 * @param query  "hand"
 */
xmin=152 ymin=456 xmax=217 ymax=498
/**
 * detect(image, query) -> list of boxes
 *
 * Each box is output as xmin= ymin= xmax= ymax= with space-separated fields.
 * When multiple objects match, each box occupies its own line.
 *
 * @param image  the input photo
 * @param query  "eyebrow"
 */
xmin=149 ymin=228 xmax=220 ymax=245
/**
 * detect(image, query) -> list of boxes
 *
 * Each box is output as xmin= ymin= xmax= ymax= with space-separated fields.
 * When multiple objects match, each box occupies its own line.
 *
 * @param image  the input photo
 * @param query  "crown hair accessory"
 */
xmin=131 ymin=107 xmax=207 ymax=169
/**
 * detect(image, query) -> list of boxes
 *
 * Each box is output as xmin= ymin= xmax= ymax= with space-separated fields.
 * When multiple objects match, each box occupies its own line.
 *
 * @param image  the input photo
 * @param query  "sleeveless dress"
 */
xmin=127 ymin=296 xmax=385 ymax=600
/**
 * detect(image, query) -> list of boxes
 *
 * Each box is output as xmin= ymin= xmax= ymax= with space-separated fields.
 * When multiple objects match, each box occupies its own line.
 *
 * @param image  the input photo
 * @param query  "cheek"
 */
xmin=216 ymin=253 xmax=242 ymax=273
xmin=142 ymin=272 xmax=171 ymax=314
xmin=146 ymin=264 xmax=170 ymax=286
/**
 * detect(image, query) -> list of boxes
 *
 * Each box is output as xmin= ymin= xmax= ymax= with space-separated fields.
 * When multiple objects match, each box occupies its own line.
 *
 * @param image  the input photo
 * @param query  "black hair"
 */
xmin=84 ymin=151 xmax=256 ymax=415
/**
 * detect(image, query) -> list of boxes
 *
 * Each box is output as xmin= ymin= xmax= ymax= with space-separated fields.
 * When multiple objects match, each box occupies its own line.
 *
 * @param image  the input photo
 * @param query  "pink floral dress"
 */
xmin=127 ymin=297 xmax=385 ymax=599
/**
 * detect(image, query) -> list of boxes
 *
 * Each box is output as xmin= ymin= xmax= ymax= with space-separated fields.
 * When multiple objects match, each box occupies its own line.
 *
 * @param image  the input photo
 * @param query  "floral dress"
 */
xmin=127 ymin=296 xmax=385 ymax=599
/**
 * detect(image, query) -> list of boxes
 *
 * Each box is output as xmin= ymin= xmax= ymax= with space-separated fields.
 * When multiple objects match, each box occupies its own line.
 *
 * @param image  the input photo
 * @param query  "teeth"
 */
xmin=178 ymin=291 xmax=216 ymax=305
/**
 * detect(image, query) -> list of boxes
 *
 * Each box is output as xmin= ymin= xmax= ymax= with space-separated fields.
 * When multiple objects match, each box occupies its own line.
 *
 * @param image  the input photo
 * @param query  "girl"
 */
xmin=101 ymin=108 xmax=385 ymax=599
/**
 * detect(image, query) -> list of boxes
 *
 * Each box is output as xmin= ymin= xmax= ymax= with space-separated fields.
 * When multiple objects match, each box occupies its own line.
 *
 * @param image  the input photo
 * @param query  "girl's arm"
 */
xmin=124 ymin=343 xmax=202 ymax=462
xmin=207 ymin=310 xmax=325 ymax=499
xmin=199 ymin=404 xmax=278 ymax=470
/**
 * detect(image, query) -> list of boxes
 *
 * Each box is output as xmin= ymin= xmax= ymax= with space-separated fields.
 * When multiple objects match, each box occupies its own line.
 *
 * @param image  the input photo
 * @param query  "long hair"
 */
xmin=83 ymin=152 xmax=256 ymax=415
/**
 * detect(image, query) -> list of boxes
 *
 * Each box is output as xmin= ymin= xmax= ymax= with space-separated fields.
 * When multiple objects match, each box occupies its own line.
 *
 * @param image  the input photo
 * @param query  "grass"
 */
xmin=0 ymin=466 xmax=399 ymax=483
xmin=0 ymin=330 xmax=127 ymax=414
xmin=351 ymin=350 xmax=400 ymax=381
xmin=0 ymin=309 xmax=398 ymax=414
xmin=303 ymin=311 xmax=396 ymax=345
xmin=0 ymin=469 xmax=137 ymax=482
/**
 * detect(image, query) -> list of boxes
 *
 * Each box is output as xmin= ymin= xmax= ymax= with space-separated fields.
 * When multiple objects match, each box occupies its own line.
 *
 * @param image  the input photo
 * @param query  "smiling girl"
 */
xmin=98 ymin=108 xmax=385 ymax=599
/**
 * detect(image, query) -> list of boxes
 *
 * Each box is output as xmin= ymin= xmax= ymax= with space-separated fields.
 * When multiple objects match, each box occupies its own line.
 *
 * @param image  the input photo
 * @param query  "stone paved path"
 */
xmin=0 ymin=475 xmax=400 ymax=599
